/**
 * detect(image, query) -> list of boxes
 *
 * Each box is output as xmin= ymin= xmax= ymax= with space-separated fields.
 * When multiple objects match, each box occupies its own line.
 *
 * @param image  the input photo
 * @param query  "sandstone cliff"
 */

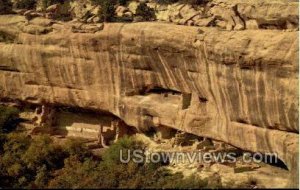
xmin=0 ymin=0 xmax=298 ymax=187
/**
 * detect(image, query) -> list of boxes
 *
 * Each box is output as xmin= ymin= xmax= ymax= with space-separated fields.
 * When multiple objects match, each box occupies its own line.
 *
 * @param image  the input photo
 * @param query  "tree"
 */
xmin=40 ymin=0 xmax=64 ymax=10
xmin=0 ymin=0 xmax=12 ymax=14
xmin=64 ymin=137 xmax=92 ymax=161
xmin=91 ymin=0 xmax=117 ymax=22
xmin=1 ymin=133 xmax=31 ymax=187
xmin=135 ymin=2 xmax=155 ymax=21
xmin=22 ymin=135 xmax=66 ymax=171
xmin=14 ymin=0 xmax=37 ymax=9
xmin=0 ymin=105 xmax=20 ymax=133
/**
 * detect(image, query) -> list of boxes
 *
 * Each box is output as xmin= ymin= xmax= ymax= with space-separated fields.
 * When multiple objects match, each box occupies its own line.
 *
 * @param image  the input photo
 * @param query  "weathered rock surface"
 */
xmin=0 ymin=1 xmax=298 ymax=186
xmin=134 ymin=133 xmax=292 ymax=188
xmin=151 ymin=0 xmax=299 ymax=30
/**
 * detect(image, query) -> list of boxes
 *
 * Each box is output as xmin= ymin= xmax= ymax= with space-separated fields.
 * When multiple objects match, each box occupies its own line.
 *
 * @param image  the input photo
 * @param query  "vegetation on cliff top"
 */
xmin=135 ymin=2 xmax=155 ymax=21
xmin=154 ymin=0 xmax=210 ymax=5
xmin=12 ymin=0 xmax=63 ymax=9
xmin=90 ymin=0 xmax=156 ymax=22
xmin=14 ymin=0 xmax=36 ymax=9
xmin=91 ymin=0 xmax=116 ymax=22
xmin=3 ymin=0 xmax=209 ymax=22
xmin=0 ymin=0 xmax=12 ymax=14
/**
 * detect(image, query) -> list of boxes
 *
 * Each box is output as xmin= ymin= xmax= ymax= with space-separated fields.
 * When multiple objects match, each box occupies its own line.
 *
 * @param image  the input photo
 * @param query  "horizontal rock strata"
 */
xmin=0 ymin=12 xmax=298 ymax=187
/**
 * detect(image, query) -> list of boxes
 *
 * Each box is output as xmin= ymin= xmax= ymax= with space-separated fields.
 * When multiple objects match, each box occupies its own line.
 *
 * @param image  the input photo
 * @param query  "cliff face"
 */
xmin=0 ymin=0 xmax=298 ymax=187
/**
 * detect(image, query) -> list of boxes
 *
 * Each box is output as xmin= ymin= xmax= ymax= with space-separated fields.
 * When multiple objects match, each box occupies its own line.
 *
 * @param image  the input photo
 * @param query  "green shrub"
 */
xmin=135 ymin=2 xmax=155 ymax=21
xmin=33 ymin=165 xmax=50 ymax=188
xmin=40 ymin=0 xmax=63 ymax=9
xmin=155 ymin=0 xmax=210 ymax=5
xmin=63 ymin=137 xmax=92 ymax=161
xmin=0 ymin=0 xmax=13 ymax=14
xmin=91 ymin=0 xmax=157 ymax=22
xmin=118 ymin=0 xmax=128 ymax=6
xmin=14 ymin=0 xmax=37 ymax=9
xmin=155 ymin=0 xmax=179 ymax=4
xmin=1 ymin=133 xmax=31 ymax=186
xmin=91 ymin=0 xmax=130 ymax=22
xmin=92 ymin=0 xmax=116 ymax=22
xmin=184 ymin=0 xmax=210 ymax=5
xmin=0 ymin=134 xmax=6 ymax=153
xmin=0 ymin=133 xmax=66 ymax=188
xmin=48 ymin=155 xmax=98 ymax=188
xmin=0 ymin=134 xmax=212 ymax=188
xmin=102 ymin=135 xmax=145 ymax=165
xmin=48 ymin=135 xmax=209 ymax=189
xmin=22 ymin=135 xmax=66 ymax=170
xmin=102 ymin=2 xmax=115 ymax=22
xmin=0 ymin=105 xmax=20 ymax=133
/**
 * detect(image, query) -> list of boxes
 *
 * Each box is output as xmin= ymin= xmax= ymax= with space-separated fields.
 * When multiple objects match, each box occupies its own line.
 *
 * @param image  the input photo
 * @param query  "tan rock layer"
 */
xmin=0 ymin=16 xmax=298 ymax=187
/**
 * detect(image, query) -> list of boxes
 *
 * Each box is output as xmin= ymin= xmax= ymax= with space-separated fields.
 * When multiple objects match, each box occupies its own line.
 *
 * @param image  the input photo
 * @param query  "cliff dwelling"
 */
xmin=0 ymin=0 xmax=298 ymax=188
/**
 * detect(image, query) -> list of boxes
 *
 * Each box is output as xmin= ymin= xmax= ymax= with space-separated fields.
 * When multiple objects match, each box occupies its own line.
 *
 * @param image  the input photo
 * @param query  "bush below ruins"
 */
xmin=0 ymin=107 xmax=211 ymax=188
